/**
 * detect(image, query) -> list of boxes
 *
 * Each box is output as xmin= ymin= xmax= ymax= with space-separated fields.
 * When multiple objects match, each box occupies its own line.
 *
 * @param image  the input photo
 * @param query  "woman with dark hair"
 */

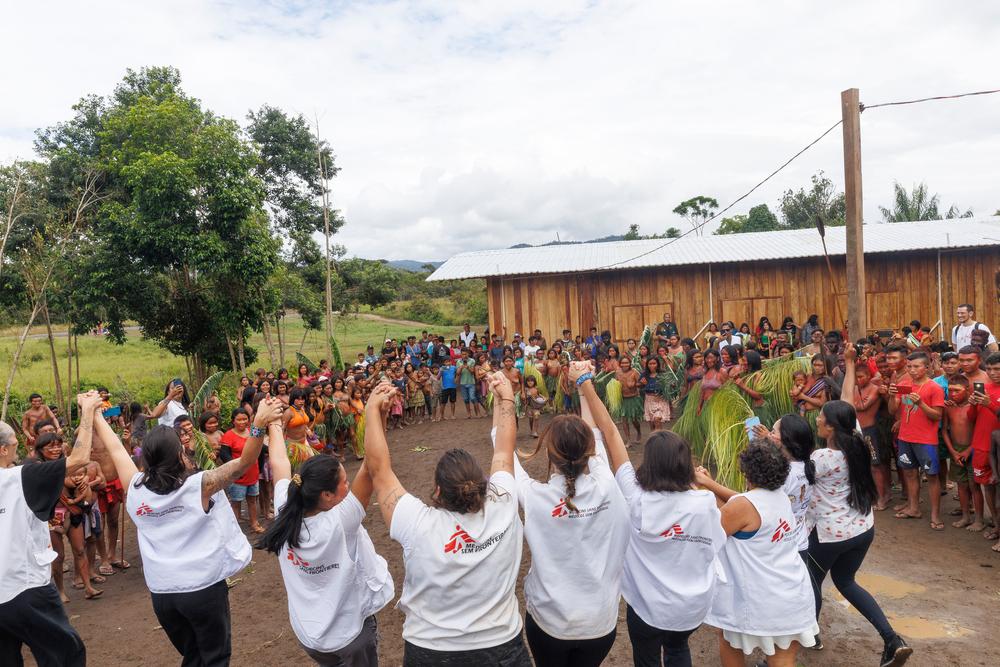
xmin=149 ymin=380 xmax=188 ymax=428
xmin=699 ymin=442 xmax=817 ymax=666
xmin=683 ymin=349 xmax=705 ymax=395
xmin=100 ymin=398 xmax=283 ymax=666
xmin=251 ymin=379 xmax=272 ymax=415
xmin=259 ymin=409 xmax=393 ymax=665
xmin=792 ymin=355 xmax=832 ymax=438
xmin=593 ymin=378 xmax=725 ymax=666
xmin=738 ymin=323 xmax=754 ymax=347
xmin=505 ymin=361 xmax=628 ymax=667
xmin=780 ymin=316 xmax=798 ymax=343
xmin=757 ymin=318 xmax=775 ymax=358
xmin=639 ymin=357 xmax=671 ymax=430
xmin=34 ymin=433 xmax=72 ymax=603
xmin=297 ymin=363 xmax=315 ymax=388
xmin=284 ymin=387 xmax=317 ymax=468
xmin=731 ymin=350 xmax=766 ymax=415
xmin=703 ymin=322 xmax=720 ymax=349
xmin=363 ymin=378 xmax=530 ymax=666
xmin=808 ymin=400 xmax=912 ymax=666
xmin=219 ymin=408 xmax=264 ymax=533
xmin=274 ymin=379 xmax=291 ymax=406
xmin=699 ymin=350 xmax=727 ymax=413
xmin=801 ymin=314 xmax=821 ymax=347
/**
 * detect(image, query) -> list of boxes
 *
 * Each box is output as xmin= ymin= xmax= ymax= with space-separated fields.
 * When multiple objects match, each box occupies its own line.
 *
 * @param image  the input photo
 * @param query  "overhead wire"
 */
xmin=600 ymin=86 xmax=1000 ymax=271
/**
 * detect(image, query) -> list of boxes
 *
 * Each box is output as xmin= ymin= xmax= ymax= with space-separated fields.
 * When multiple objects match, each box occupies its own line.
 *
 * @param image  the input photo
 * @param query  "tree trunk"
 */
xmin=73 ymin=335 xmax=80 ymax=406
xmin=316 ymin=120 xmax=334 ymax=362
xmin=66 ymin=322 xmax=74 ymax=425
xmin=1 ymin=301 xmax=44 ymax=422
xmin=262 ymin=317 xmax=277 ymax=370
xmin=298 ymin=326 xmax=309 ymax=354
xmin=225 ymin=334 xmax=238 ymax=373
xmin=276 ymin=315 xmax=286 ymax=371
xmin=236 ymin=337 xmax=247 ymax=375
xmin=41 ymin=302 xmax=64 ymax=411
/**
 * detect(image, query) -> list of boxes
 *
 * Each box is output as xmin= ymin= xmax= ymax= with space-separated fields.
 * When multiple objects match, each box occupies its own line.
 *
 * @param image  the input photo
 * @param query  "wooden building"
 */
xmin=428 ymin=219 xmax=1000 ymax=344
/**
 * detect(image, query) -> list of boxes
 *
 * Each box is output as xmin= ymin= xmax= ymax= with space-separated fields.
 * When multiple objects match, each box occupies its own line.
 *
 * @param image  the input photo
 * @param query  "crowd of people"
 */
xmin=1 ymin=302 xmax=997 ymax=666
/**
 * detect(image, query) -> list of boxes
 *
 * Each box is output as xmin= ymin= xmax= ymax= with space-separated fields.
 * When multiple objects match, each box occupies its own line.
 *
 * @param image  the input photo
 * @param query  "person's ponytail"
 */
xmin=821 ymin=401 xmax=877 ymax=515
xmin=258 ymin=456 xmax=343 ymax=554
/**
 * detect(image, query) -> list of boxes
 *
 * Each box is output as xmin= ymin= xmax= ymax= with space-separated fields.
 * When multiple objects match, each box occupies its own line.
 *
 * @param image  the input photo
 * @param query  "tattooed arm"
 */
xmin=201 ymin=399 xmax=283 ymax=510
xmin=490 ymin=371 xmax=516 ymax=477
xmin=364 ymin=382 xmax=408 ymax=527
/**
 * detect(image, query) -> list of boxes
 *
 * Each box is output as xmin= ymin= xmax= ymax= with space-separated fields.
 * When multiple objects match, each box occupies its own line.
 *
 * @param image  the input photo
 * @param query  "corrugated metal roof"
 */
xmin=427 ymin=218 xmax=1000 ymax=281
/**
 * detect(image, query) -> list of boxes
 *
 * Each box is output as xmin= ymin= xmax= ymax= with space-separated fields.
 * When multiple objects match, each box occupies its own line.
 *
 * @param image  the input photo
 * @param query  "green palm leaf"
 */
xmin=190 ymin=370 xmax=226 ymax=421
xmin=330 ymin=337 xmax=343 ymax=371
xmin=192 ymin=429 xmax=218 ymax=470
xmin=604 ymin=378 xmax=623 ymax=418
xmin=296 ymin=352 xmax=319 ymax=374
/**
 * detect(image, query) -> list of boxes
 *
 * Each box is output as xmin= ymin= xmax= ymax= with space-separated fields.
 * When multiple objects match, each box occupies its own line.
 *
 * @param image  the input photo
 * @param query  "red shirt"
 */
xmin=970 ymin=382 xmax=1000 ymax=452
xmin=220 ymin=429 xmax=259 ymax=486
xmin=897 ymin=380 xmax=945 ymax=445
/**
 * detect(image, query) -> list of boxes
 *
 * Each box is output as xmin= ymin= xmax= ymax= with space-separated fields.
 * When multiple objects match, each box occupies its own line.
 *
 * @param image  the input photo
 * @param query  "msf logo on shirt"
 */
xmin=771 ymin=519 xmax=792 ymax=543
xmin=135 ymin=503 xmax=153 ymax=516
xmin=444 ymin=524 xmax=476 ymax=554
xmin=551 ymin=499 xmax=571 ymax=518
xmin=287 ymin=548 xmax=310 ymax=568
xmin=660 ymin=524 xmax=684 ymax=539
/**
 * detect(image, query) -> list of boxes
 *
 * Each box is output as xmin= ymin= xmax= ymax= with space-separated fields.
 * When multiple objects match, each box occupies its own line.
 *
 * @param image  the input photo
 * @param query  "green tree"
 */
xmin=665 ymin=227 xmax=682 ymax=238
xmin=672 ymin=196 xmax=718 ymax=237
xmin=878 ymin=181 xmax=972 ymax=222
xmin=624 ymin=223 xmax=641 ymax=241
xmin=779 ymin=172 xmax=846 ymax=229
xmin=715 ymin=203 xmax=781 ymax=235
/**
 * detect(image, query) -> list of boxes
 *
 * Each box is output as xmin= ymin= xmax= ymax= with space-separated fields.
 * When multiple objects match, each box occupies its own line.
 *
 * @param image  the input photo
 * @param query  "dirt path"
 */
xmin=32 ymin=416 xmax=998 ymax=666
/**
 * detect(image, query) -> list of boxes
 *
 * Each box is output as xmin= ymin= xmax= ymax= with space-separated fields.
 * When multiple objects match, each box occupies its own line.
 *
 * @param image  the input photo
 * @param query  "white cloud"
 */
xmin=1 ymin=1 xmax=998 ymax=261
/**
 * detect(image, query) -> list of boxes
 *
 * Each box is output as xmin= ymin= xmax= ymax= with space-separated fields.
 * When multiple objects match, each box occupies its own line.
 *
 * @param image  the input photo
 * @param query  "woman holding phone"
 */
xmin=150 ymin=379 xmax=189 ymax=428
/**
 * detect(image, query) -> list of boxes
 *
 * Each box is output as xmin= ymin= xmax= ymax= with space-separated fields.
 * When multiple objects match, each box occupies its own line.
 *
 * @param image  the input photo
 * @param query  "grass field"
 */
xmin=0 ymin=313 xmax=479 ymax=406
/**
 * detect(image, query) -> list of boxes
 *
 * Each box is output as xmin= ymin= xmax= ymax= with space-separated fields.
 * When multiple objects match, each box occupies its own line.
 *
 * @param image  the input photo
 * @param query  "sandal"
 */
xmin=98 ymin=564 xmax=115 ymax=577
xmin=984 ymin=528 xmax=1000 ymax=540
xmin=894 ymin=511 xmax=922 ymax=520
xmin=929 ymin=521 xmax=945 ymax=531
xmin=90 ymin=574 xmax=106 ymax=584
xmin=85 ymin=589 xmax=104 ymax=600
xmin=110 ymin=560 xmax=131 ymax=570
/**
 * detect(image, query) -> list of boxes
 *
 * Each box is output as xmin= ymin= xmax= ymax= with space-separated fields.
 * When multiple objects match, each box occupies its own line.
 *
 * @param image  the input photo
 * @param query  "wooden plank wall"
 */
xmin=486 ymin=249 xmax=999 ymax=344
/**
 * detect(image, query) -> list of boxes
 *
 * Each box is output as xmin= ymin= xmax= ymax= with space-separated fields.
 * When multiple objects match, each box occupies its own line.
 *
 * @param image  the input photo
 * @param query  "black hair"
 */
xmin=163 ymin=380 xmax=191 ymax=406
xmin=135 ymin=425 xmax=189 ymax=495
xmin=940 ymin=351 xmax=958 ymax=362
xmin=906 ymin=351 xmax=930 ymax=363
xmin=739 ymin=440 xmax=790 ymax=490
xmin=28 ymin=392 xmax=42 ymax=401
xmin=777 ymin=415 xmax=816 ymax=484
xmin=34 ymin=432 xmax=65 ymax=459
xmin=807 ymin=314 xmax=819 ymax=326
xmin=635 ymin=431 xmax=695 ymax=493
xmin=433 ymin=449 xmax=488 ymax=514
xmin=821 ymin=401 xmax=876 ymax=514
xmin=681 ymin=337 xmax=695 ymax=348
xmin=744 ymin=350 xmax=762 ymax=372
xmin=258 ymin=456 xmax=344 ymax=553
xmin=32 ymin=418 xmax=56 ymax=436
xmin=198 ymin=410 xmax=220 ymax=432
xmin=986 ymin=352 xmax=1000 ymax=366
xmin=230 ymin=407 xmax=250 ymax=426
xmin=958 ymin=345 xmax=982 ymax=357
xmin=97 ymin=386 xmax=109 ymax=393
xmin=172 ymin=415 xmax=192 ymax=429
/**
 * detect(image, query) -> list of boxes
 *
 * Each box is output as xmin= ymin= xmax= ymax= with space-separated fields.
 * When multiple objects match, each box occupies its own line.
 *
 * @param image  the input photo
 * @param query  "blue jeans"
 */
xmin=460 ymin=384 xmax=478 ymax=404
xmin=227 ymin=481 xmax=259 ymax=502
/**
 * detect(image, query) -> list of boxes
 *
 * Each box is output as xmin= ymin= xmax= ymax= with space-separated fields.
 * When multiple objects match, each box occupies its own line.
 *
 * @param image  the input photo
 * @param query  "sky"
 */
xmin=2 ymin=1 xmax=998 ymax=262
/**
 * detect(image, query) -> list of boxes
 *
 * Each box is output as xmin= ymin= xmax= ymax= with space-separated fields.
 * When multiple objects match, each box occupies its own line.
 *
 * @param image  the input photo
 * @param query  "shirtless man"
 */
xmin=90 ymin=417 xmax=130 ymax=574
xmin=501 ymin=355 xmax=523 ymax=401
xmin=959 ymin=345 xmax=989 ymax=387
xmin=544 ymin=349 xmax=562 ymax=406
xmin=942 ymin=376 xmax=976 ymax=528
xmin=22 ymin=393 xmax=60 ymax=448
xmin=616 ymin=356 xmax=642 ymax=444
xmin=854 ymin=364 xmax=888 ymax=509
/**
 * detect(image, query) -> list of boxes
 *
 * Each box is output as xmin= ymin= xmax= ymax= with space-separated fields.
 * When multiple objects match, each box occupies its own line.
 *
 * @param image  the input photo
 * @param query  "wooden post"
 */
xmin=841 ymin=88 xmax=866 ymax=341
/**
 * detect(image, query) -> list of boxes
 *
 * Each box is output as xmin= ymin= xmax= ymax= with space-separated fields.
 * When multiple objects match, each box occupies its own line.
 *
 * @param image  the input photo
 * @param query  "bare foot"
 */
xmin=992 ymin=542 xmax=1000 ymax=553
xmin=967 ymin=521 xmax=985 ymax=532
xmin=952 ymin=516 xmax=973 ymax=529
xmin=84 ymin=588 xmax=103 ymax=600
xmin=250 ymin=524 xmax=265 ymax=534
xmin=60 ymin=592 xmax=70 ymax=604
xmin=984 ymin=528 xmax=1000 ymax=540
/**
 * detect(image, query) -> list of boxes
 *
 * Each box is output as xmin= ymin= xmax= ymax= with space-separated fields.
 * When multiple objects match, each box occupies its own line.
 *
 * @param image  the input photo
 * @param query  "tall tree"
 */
xmin=672 ymin=196 xmax=718 ymax=237
xmin=779 ymin=171 xmax=846 ymax=229
xmin=715 ymin=203 xmax=781 ymax=235
xmin=878 ymin=181 xmax=973 ymax=222
xmin=665 ymin=227 xmax=682 ymax=238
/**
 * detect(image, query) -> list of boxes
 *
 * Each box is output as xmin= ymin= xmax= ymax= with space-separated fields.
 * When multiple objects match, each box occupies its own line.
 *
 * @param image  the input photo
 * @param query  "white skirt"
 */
xmin=722 ymin=622 xmax=819 ymax=656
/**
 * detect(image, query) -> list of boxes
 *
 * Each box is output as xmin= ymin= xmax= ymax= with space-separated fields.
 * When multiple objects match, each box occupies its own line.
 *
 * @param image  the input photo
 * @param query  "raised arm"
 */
xmin=489 ymin=371 xmax=517 ymax=477
xmin=66 ymin=392 xmax=102 ymax=476
xmin=840 ymin=345 xmax=857 ymax=405
xmin=268 ymin=414 xmax=292 ymax=483
xmin=364 ymin=382 xmax=407 ymax=526
xmin=92 ymin=402 xmax=139 ymax=483
xmin=201 ymin=398 xmax=282 ymax=508
xmin=148 ymin=384 xmax=184 ymax=419
xmin=573 ymin=362 xmax=629 ymax=473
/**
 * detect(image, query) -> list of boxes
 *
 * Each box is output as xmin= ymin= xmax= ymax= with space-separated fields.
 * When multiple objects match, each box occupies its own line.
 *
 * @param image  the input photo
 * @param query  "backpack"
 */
xmin=952 ymin=321 xmax=981 ymax=342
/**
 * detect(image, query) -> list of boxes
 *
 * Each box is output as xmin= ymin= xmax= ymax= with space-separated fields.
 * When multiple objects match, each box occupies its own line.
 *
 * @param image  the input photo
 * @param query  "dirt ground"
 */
xmin=29 ymin=414 xmax=998 ymax=666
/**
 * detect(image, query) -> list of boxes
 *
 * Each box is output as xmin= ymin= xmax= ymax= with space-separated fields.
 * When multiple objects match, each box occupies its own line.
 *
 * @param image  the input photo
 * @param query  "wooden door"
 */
xmin=612 ymin=305 xmax=646 ymax=342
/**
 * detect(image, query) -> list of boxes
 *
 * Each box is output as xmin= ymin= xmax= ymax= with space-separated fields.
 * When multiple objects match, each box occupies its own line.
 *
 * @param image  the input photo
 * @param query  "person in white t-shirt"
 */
xmin=363 ymin=378 xmax=530 ymax=666
xmin=584 ymin=364 xmax=726 ymax=667
xmin=0 ymin=392 xmax=101 ymax=667
xmin=149 ymin=380 xmax=189 ymax=427
xmin=101 ymin=396 xmax=284 ymax=667
xmin=259 ymin=419 xmax=393 ymax=665
xmin=497 ymin=360 xmax=628 ymax=666
xmin=698 ymin=441 xmax=818 ymax=667
xmin=952 ymin=303 xmax=997 ymax=352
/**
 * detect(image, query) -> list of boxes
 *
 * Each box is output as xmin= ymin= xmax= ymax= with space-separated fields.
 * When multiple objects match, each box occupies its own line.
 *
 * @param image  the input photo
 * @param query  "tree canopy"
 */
xmin=878 ymin=181 xmax=973 ymax=222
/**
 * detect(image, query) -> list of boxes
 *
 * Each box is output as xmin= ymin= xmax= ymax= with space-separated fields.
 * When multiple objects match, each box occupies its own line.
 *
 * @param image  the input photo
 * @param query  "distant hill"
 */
xmin=509 ymin=234 xmax=626 ymax=249
xmin=386 ymin=259 xmax=443 ymax=272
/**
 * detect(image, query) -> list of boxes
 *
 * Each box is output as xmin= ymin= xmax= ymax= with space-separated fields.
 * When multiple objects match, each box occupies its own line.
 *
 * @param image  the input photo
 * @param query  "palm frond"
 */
xmin=330 ymin=337 xmax=343 ymax=371
xmin=672 ymin=381 xmax=706 ymax=456
xmin=296 ymin=352 xmax=319 ymax=374
xmin=191 ymin=429 xmax=218 ymax=470
xmin=354 ymin=413 xmax=366 ymax=458
xmin=190 ymin=370 xmax=226 ymax=421
xmin=700 ymin=384 xmax=754 ymax=491
xmin=604 ymin=378 xmax=623 ymax=418
xmin=634 ymin=325 xmax=653 ymax=367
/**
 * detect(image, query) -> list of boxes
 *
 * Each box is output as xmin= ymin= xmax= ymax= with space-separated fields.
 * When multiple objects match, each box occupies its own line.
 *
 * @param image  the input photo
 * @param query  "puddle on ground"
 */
xmin=855 ymin=572 xmax=926 ymax=598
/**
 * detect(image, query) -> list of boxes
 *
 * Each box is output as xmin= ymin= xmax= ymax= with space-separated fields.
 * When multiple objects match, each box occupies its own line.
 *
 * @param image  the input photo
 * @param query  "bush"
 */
xmin=405 ymin=297 xmax=444 ymax=324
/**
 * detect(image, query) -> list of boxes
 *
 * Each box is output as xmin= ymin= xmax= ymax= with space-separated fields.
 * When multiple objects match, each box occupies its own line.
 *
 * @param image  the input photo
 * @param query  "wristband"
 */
xmin=249 ymin=425 xmax=265 ymax=438
xmin=575 ymin=372 xmax=594 ymax=387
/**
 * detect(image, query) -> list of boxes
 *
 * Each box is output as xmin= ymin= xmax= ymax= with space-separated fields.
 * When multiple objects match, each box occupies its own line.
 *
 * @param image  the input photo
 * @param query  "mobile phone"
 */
xmin=171 ymin=378 xmax=183 ymax=387
xmin=102 ymin=405 xmax=122 ymax=418
xmin=876 ymin=329 xmax=893 ymax=339
xmin=744 ymin=416 xmax=761 ymax=439
xmin=895 ymin=384 xmax=913 ymax=396
xmin=974 ymin=382 xmax=986 ymax=395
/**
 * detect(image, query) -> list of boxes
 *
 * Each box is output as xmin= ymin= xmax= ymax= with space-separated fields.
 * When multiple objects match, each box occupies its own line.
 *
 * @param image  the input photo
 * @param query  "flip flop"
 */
xmin=992 ymin=542 xmax=1000 ymax=553
xmin=984 ymin=529 xmax=1000 ymax=540
xmin=894 ymin=511 xmax=922 ymax=519
xmin=90 ymin=574 xmax=106 ymax=584
xmin=72 ymin=581 xmax=84 ymax=590
xmin=98 ymin=564 xmax=115 ymax=576
xmin=929 ymin=521 xmax=945 ymax=531
xmin=110 ymin=560 xmax=131 ymax=570
xmin=85 ymin=589 xmax=104 ymax=600
xmin=948 ymin=508 xmax=963 ymax=516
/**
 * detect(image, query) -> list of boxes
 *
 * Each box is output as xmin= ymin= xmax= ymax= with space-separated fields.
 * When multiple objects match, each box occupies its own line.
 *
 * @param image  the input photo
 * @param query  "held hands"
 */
xmin=568 ymin=360 xmax=594 ymax=383
xmin=489 ymin=371 xmax=515 ymax=401
xmin=843 ymin=345 xmax=857 ymax=363
xmin=252 ymin=397 xmax=284 ymax=428
xmin=77 ymin=390 xmax=103 ymax=416
xmin=366 ymin=382 xmax=396 ymax=414
xmin=907 ymin=392 xmax=921 ymax=405
xmin=694 ymin=465 xmax=714 ymax=487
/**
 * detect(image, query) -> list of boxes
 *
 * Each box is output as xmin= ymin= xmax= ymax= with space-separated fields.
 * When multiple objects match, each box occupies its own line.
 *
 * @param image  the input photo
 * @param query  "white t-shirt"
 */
xmin=0 ymin=465 xmax=59 ymax=603
xmin=389 ymin=471 xmax=523 ymax=651
xmin=501 ymin=427 xmax=628 ymax=639
xmin=157 ymin=400 xmax=188 ymax=428
xmin=808 ymin=448 xmax=873 ymax=543
xmin=781 ymin=460 xmax=813 ymax=552
xmin=952 ymin=321 xmax=996 ymax=349
xmin=616 ymin=462 xmax=726 ymax=631
xmin=523 ymin=345 xmax=540 ymax=359
xmin=459 ymin=330 xmax=476 ymax=347
xmin=273 ymin=481 xmax=394 ymax=652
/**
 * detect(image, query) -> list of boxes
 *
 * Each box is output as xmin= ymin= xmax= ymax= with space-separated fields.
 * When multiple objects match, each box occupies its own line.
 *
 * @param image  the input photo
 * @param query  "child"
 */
xmin=64 ymin=461 xmax=104 ymax=599
xmin=790 ymin=370 xmax=808 ymax=415
xmin=942 ymin=376 xmax=975 ymax=528
xmin=348 ymin=387 xmax=366 ymax=460
xmin=616 ymin=355 xmax=643 ymax=445
xmin=854 ymin=363 xmax=889 ymax=510
xmin=428 ymin=365 xmax=443 ymax=422
xmin=523 ymin=375 xmax=545 ymax=438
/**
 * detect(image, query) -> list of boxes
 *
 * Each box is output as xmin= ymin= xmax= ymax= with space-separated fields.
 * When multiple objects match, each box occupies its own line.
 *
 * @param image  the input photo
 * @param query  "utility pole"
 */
xmin=841 ymin=88 xmax=866 ymax=341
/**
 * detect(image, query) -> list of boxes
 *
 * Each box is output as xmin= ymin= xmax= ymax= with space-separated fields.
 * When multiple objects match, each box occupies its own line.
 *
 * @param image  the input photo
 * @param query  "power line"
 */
xmin=862 ymin=88 xmax=1000 ymax=111
xmin=599 ymin=118 xmax=843 ymax=270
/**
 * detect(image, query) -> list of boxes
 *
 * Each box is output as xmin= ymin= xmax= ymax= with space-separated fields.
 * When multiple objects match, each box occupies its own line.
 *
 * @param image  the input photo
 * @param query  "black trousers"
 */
xmin=403 ymin=632 xmax=531 ymax=667
xmin=150 ymin=579 xmax=232 ymax=667
xmin=523 ymin=612 xmax=616 ymax=667
xmin=0 ymin=583 xmax=86 ymax=667
xmin=625 ymin=604 xmax=697 ymax=667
